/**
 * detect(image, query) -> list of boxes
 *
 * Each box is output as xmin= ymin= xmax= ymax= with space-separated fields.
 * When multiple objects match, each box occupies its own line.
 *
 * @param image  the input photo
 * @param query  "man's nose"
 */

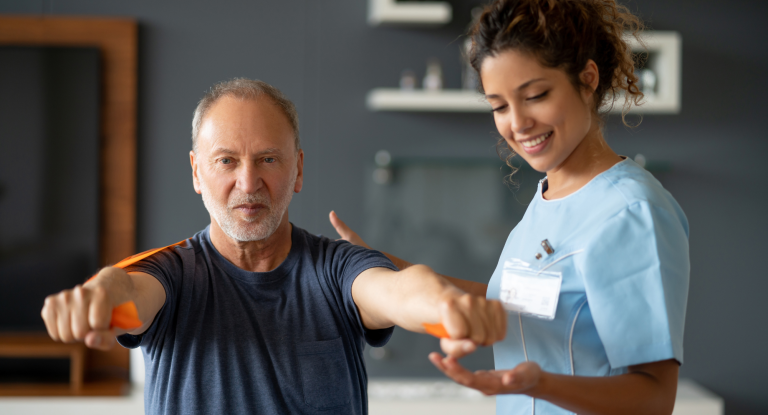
xmin=236 ymin=162 xmax=263 ymax=194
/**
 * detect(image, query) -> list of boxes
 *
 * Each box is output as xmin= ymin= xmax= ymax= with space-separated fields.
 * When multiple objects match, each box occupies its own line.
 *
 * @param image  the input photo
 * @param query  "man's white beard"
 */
xmin=200 ymin=177 xmax=295 ymax=242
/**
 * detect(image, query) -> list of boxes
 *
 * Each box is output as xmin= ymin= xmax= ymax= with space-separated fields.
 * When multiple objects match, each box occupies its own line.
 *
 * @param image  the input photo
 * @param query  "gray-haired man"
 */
xmin=41 ymin=78 xmax=506 ymax=414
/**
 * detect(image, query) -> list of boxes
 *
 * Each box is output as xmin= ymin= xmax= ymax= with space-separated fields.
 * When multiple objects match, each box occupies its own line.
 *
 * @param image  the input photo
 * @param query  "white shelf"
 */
xmin=367 ymin=31 xmax=681 ymax=114
xmin=368 ymin=0 xmax=451 ymax=26
xmin=367 ymin=89 xmax=491 ymax=112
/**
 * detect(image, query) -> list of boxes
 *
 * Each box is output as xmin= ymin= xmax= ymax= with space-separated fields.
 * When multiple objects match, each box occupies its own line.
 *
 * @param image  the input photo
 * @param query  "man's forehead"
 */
xmin=197 ymin=96 xmax=294 ymax=152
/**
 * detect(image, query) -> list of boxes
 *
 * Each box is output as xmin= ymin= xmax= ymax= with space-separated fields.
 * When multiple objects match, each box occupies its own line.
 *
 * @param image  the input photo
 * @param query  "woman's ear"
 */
xmin=580 ymin=59 xmax=600 ymax=100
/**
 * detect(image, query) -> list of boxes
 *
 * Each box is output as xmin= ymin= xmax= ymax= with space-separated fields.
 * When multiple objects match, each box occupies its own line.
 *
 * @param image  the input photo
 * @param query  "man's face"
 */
xmin=190 ymin=96 xmax=303 ymax=242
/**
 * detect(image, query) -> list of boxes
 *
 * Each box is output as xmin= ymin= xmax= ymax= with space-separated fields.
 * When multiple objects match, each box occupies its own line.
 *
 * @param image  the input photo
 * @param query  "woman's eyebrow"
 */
xmin=485 ymin=78 xmax=546 ymax=99
xmin=515 ymin=78 xmax=545 ymax=92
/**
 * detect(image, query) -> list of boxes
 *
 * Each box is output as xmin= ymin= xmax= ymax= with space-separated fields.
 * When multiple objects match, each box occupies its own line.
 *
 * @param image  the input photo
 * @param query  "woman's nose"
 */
xmin=509 ymin=106 xmax=534 ymax=134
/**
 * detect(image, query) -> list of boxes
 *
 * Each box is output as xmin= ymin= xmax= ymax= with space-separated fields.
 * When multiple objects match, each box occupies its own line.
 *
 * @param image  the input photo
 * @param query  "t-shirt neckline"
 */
xmin=203 ymin=223 xmax=302 ymax=284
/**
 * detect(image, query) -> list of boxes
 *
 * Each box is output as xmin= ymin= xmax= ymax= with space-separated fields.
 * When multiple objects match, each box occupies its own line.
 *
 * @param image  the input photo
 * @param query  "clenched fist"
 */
xmin=40 ymin=267 xmax=133 ymax=350
xmin=436 ymin=292 xmax=507 ymax=358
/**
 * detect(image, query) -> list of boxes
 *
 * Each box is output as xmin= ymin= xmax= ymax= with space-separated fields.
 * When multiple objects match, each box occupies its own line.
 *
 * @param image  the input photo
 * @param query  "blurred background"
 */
xmin=0 ymin=0 xmax=766 ymax=414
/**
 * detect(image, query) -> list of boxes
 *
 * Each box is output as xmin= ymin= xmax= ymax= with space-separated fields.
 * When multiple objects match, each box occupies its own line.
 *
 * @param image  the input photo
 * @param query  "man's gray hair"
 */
xmin=191 ymin=78 xmax=300 ymax=153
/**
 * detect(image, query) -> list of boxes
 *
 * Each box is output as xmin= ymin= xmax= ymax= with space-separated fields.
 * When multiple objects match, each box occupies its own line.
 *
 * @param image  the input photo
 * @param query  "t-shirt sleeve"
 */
xmin=326 ymin=241 xmax=399 ymax=347
xmin=576 ymin=201 xmax=689 ymax=368
xmin=115 ymin=247 xmax=183 ymax=350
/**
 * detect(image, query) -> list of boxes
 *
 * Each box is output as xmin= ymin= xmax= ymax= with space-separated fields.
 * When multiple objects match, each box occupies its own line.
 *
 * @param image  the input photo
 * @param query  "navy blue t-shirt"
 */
xmin=117 ymin=224 xmax=397 ymax=415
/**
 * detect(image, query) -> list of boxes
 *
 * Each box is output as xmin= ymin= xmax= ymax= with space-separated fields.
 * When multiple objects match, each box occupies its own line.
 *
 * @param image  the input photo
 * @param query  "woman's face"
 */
xmin=481 ymin=49 xmax=598 ymax=173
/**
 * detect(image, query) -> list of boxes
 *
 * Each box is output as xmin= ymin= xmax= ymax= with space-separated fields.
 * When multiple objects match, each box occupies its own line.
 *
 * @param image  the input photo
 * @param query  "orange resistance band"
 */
xmin=86 ymin=240 xmax=187 ymax=330
xmin=93 ymin=240 xmax=449 ymax=336
xmin=422 ymin=322 xmax=449 ymax=339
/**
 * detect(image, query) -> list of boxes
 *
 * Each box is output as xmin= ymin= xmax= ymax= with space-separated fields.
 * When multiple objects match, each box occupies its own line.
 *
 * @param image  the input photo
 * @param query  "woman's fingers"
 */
xmin=502 ymin=361 xmax=542 ymax=391
xmin=328 ymin=211 xmax=371 ymax=248
xmin=329 ymin=211 xmax=352 ymax=239
xmin=429 ymin=353 xmax=542 ymax=396
xmin=429 ymin=354 xmax=504 ymax=395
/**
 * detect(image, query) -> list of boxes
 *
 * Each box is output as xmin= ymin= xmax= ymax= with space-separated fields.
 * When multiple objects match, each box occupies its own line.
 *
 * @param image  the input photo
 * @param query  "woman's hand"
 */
xmin=429 ymin=353 xmax=680 ymax=415
xmin=428 ymin=354 xmax=542 ymax=396
xmin=329 ymin=211 xmax=371 ymax=249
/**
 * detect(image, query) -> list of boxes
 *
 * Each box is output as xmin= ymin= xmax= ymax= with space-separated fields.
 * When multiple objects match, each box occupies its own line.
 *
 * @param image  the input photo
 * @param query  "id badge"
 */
xmin=500 ymin=260 xmax=562 ymax=320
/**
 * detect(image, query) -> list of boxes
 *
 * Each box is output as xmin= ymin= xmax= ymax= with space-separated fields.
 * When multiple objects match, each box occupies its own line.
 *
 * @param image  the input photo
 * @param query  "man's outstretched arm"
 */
xmin=330 ymin=211 xmax=488 ymax=297
xmin=351 ymin=265 xmax=506 ymax=356
xmin=41 ymin=268 xmax=165 ymax=350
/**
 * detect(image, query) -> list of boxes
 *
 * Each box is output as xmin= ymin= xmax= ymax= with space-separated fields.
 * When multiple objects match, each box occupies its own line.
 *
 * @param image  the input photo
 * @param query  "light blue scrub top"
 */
xmin=486 ymin=158 xmax=689 ymax=415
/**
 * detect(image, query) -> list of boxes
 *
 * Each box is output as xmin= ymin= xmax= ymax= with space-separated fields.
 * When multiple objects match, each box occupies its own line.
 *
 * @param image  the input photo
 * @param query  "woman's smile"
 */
xmin=518 ymin=131 xmax=553 ymax=154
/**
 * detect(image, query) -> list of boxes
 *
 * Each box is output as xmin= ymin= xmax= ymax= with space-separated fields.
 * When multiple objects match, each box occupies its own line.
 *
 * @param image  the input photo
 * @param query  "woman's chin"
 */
xmin=517 ymin=156 xmax=551 ymax=174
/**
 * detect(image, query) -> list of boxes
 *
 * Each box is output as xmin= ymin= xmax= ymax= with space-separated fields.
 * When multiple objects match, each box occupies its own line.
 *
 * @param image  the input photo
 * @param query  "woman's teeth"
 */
xmin=521 ymin=132 xmax=552 ymax=148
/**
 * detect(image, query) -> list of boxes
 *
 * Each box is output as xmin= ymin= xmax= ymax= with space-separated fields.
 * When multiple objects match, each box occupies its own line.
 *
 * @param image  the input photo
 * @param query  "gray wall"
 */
xmin=1 ymin=1 xmax=766 ymax=413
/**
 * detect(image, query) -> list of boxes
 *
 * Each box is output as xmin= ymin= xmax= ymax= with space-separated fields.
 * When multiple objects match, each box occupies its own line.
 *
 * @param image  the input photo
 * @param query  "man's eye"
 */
xmin=264 ymin=157 xmax=276 ymax=163
xmin=220 ymin=158 xmax=232 ymax=165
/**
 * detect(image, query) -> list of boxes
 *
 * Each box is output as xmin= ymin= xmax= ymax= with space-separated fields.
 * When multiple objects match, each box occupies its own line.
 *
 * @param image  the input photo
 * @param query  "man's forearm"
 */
xmin=385 ymin=264 xmax=464 ymax=333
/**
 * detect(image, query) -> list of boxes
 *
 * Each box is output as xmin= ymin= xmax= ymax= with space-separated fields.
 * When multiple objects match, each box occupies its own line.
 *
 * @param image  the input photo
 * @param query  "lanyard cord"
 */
xmin=519 ymin=313 xmax=534 ymax=415
xmin=521 ymin=249 xmax=583 ymax=415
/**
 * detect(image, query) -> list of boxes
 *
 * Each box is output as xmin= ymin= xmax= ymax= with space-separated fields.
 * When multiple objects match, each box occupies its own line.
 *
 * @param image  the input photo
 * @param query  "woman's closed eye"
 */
xmin=527 ymin=91 xmax=549 ymax=101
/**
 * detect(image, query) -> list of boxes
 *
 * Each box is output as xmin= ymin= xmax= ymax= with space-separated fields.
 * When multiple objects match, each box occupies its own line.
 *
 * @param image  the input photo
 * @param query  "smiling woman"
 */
xmin=330 ymin=1 xmax=690 ymax=414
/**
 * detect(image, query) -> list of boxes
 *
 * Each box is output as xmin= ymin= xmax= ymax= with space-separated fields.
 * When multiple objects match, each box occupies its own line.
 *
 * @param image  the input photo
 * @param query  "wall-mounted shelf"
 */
xmin=367 ymin=89 xmax=490 ymax=112
xmin=368 ymin=0 xmax=451 ymax=26
xmin=367 ymin=31 xmax=681 ymax=114
xmin=606 ymin=31 xmax=682 ymax=114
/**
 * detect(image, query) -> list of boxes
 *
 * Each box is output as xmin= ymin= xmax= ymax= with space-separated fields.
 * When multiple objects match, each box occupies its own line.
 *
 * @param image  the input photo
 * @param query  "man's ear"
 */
xmin=580 ymin=59 xmax=600 ymax=102
xmin=190 ymin=150 xmax=202 ymax=195
xmin=294 ymin=149 xmax=304 ymax=194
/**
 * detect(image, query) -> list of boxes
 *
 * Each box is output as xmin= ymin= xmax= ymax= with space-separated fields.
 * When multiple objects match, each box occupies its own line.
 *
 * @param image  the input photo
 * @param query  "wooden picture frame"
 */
xmin=0 ymin=15 xmax=137 ymax=396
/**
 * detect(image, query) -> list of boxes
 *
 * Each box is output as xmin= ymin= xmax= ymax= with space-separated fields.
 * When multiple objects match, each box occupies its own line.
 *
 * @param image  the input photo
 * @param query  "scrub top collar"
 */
xmin=539 ymin=156 xmax=631 ymax=202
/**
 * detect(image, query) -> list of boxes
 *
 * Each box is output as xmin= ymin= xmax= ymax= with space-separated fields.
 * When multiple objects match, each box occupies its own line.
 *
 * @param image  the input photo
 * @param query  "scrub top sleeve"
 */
xmin=577 ymin=201 xmax=689 ymax=368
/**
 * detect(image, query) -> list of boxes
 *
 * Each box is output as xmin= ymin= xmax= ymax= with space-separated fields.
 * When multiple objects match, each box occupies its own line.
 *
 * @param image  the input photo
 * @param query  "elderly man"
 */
xmin=41 ymin=78 xmax=506 ymax=414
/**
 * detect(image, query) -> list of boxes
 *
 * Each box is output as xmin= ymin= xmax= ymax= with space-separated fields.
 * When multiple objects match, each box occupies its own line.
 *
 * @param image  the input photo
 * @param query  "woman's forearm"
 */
xmin=382 ymin=251 xmax=488 ymax=297
xmin=530 ymin=360 xmax=679 ymax=415
xmin=381 ymin=251 xmax=414 ymax=271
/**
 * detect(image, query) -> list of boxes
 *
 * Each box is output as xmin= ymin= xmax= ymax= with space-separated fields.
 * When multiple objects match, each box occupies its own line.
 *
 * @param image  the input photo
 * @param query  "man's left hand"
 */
xmin=435 ymin=292 xmax=507 ymax=358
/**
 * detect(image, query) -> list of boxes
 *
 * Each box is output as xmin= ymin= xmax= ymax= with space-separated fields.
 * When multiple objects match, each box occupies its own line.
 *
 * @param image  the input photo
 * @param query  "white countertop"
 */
xmin=0 ymin=378 xmax=722 ymax=415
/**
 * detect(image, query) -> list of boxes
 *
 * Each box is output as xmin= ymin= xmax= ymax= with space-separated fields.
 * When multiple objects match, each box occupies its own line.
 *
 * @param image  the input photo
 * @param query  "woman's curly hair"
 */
xmin=468 ymin=0 xmax=645 ymax=172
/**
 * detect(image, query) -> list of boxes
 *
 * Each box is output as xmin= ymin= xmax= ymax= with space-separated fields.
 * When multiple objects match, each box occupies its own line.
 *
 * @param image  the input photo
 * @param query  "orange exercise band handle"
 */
xmin=86 ymin=240 xmax=187 ymax=330
xmin=422 ymin=322 xmax=450 ymax=339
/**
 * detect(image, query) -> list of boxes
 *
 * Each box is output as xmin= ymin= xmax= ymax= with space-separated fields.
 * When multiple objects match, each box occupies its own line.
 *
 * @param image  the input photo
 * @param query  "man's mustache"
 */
xmin=227 ymin=192 xmax=271 ymax=210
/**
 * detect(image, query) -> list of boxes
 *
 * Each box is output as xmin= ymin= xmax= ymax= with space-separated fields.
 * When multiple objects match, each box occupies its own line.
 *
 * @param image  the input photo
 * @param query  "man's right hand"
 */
xmin=40 ymin=267 xmax=139 ymax=350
